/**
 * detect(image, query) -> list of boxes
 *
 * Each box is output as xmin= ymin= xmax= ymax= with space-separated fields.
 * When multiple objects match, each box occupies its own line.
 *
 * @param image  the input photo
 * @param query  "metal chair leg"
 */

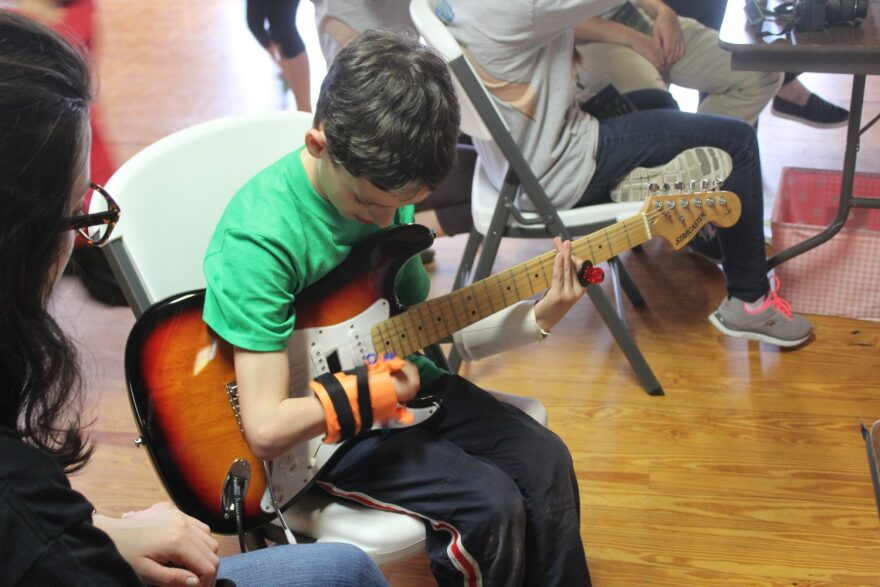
xmin=452 ymin=228 xmax=483 ymax=291
xmin=614 ymin=257 xmax=645 ymax=307
xmin=606 ymin=258 xmax=628 ymax=328
xmin=586 ymin=284 xmax=663 ymax=396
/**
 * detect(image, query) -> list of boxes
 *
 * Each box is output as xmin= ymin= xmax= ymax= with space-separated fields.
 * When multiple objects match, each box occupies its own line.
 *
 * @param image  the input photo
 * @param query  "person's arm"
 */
xmin=233 ymin=348 xmax=326 ymax=460
xmin=636 ymin=0 xmax=686 ymax=67
xmin=93 ymin=503 xmax=220 ymax=587
xmin=574 ymin=16 xmax=667 ymax=71
xmin=233 ymin=347 xmax=420 ymax=460
xmin=452 ymin=238 xmax=587 ymax=362
xmin=531 ymin=0 xmax=626 ymax=42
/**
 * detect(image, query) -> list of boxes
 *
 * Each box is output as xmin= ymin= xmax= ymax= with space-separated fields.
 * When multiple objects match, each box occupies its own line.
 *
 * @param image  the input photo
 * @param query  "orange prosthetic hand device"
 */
xmin=309 ymin=354 xmax=414 ymax=444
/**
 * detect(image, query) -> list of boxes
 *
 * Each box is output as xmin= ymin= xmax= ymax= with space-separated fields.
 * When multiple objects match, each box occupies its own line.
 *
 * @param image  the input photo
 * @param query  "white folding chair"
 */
xmin=103 ymin=111 xmax=547 ymax=563
xmin=410 ymin=0 xmax=663 ymax=395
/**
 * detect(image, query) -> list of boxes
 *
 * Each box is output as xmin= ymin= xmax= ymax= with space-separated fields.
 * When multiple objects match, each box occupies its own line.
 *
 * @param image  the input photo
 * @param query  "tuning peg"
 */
xmin=718 ymin=196 xmax=728 ymax=206
xmin=689 ymin=179 xmax=697 ymax=192
xmin=662 ymin=182 xmax=670 ymax=193
xmin=693 ymin=197 xmax=703 ymax=208
xmin=700 ymin=178 xmax=709 ymax=190
xmin=712 ymin=178 xmax=723 ymax=190
xmin=673 ymin=181 xmax=684 ymax=191
xmin=648 ymin=182 xmax=660 ymax=194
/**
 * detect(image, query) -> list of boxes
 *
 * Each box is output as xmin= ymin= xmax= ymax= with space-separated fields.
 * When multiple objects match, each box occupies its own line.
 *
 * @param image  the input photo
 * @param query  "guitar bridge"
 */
xmin=225 ymin=382 xmax=245 ymax=434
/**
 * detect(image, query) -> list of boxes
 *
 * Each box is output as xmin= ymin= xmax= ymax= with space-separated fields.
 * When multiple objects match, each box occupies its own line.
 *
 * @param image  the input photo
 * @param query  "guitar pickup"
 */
xmin=348 ymin=323 xmax=369 ymax=360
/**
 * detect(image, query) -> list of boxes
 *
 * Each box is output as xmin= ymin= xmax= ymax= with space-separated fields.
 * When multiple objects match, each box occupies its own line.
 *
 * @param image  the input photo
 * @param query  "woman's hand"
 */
xmin=94 ymin=502 xmax=220 ymax=587
xmin=652 ymin=6 xmax=685 ymax=69
xmin=391 ymin=359 xmax=420 ymax=402
xmin=534 ymin=238 xmax=587 ymax=334
xmin=627 ymin=31 xmax=666 ymax=71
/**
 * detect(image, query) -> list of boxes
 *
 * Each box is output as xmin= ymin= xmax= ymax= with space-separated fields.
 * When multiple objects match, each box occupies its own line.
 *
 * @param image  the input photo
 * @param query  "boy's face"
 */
xmin=303 ymin=128 xmax=431 ymax=228
xmin=324 ymin=165 xmax=430 ymax=228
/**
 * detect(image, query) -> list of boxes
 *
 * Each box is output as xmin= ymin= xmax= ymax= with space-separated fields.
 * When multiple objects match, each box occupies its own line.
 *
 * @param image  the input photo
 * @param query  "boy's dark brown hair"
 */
xmin=314 ymin=29 xmax=461 ymax=195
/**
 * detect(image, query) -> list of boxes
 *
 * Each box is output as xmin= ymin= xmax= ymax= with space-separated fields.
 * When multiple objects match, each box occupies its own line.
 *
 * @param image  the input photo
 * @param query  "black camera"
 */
xmin=792 ymin=0 xmax=869 ymax=32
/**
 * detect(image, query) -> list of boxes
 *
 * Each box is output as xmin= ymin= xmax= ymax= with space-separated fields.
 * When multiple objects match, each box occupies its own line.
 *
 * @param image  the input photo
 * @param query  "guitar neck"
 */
xmin=372 ymin=212 xmax=652 ymax=356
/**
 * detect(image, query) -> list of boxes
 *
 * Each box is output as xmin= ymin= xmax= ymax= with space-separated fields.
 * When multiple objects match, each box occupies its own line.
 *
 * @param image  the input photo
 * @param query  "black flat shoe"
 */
xmin=771 ymin=94 xmax=848 ymax=128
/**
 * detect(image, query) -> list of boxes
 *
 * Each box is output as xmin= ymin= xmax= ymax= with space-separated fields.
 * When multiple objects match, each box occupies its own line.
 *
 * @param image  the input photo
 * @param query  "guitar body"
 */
xmin=125 ymin=225 xmax=435 ymax=533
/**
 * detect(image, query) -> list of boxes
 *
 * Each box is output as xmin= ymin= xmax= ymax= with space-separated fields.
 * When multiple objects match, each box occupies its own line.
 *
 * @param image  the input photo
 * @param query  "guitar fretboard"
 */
xmin=371 ymin=213 xmax=652 ymax=356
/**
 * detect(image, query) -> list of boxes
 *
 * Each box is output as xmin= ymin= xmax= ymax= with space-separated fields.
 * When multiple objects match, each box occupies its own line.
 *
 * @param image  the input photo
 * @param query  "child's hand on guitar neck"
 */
xmin=534 ymin=237 xmax=588 ymax=334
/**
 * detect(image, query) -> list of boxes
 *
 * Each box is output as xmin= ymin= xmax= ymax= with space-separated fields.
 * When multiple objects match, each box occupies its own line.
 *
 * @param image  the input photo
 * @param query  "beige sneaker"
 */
xmin=610 ymin=147 xmax=733 ymax=202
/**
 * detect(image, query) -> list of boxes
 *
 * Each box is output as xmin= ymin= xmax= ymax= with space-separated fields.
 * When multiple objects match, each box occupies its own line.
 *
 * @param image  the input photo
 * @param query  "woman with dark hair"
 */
xmin=0 ymin=10 xmax=387 ymax=586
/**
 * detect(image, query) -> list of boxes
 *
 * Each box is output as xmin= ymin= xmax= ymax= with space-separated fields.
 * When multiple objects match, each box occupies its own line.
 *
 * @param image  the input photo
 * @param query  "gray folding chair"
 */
xmin=410 ymin=0 xmax=663 ymax=395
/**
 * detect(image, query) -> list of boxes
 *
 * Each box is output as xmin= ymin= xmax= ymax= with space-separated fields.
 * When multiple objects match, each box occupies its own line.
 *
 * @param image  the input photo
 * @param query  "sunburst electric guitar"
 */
xmin=125 ymin=191 xmax=740 ymax=533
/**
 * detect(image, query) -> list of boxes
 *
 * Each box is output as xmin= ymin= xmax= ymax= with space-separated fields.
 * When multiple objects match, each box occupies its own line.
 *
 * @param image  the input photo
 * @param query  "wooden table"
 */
xmin=720 ymin=0 xmax=880 ymax=267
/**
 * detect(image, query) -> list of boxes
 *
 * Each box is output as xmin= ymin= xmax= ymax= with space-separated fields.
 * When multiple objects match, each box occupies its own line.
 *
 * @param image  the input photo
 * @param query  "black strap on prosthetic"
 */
xmin=353 ymin=365 xmax=372 ymax=430
xmin=315 ymin=372 xmax=356 ymax=440
xmin=342 ymin=365 xmax=373 ymax=431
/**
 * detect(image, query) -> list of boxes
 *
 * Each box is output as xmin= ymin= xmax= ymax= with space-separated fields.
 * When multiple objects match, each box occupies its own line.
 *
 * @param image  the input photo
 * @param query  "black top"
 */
xmin=0 ymin=427 xmax=142 ymax=586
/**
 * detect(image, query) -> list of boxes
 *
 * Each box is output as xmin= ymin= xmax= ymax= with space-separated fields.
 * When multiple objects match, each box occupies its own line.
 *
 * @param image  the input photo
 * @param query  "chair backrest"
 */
xmin=102 ymin=112 xmax=314 ymax=316
xmin=409 ymin=0 xmax=494 ymax=142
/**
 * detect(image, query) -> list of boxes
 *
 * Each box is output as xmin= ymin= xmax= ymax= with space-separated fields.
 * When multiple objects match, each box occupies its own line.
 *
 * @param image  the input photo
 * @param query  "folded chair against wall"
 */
xmin=410 ymin=0 xmax=663 ymax=395
xmin=103 ymin=111 xmax=547 ymax=563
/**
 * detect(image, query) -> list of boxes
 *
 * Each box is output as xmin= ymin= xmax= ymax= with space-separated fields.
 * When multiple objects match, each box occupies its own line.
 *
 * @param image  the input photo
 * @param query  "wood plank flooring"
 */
xmin=40 ymin=0 xmax=880 ymax=584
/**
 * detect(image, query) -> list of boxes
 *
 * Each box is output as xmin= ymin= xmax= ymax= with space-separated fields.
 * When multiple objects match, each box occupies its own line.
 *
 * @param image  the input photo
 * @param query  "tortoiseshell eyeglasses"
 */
xmin=63 ymin=183 xmax=121 ymax=246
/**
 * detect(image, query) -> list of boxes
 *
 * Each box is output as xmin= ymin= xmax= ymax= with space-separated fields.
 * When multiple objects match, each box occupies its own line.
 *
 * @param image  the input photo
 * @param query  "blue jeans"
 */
xmin=579 ymin=109 xmax=769 ymax=302
xmin=217 ymin=543 xmax=388 ymax=587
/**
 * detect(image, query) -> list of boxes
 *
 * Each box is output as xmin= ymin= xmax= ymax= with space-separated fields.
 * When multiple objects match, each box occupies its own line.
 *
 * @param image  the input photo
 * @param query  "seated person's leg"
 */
xmin=579 ymin=109 xmax=811 ymax=346
xmin=666 ymin=17 xmax=781 ymax=125
xmin=217 ymin=542 xmax=388 ymax=587
xmin=318 ymin=374 xmax=587 ymax=586
xmin=575 ymin=38 xmax=667 ymax=98
xmin=772 ymin=74 xmax=849 ymax=127
xmin=669 ymin=2 xmax=847 ymax=126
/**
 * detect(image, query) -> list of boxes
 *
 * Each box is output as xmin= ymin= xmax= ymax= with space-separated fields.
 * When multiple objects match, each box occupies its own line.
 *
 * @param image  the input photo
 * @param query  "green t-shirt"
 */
xmin=203 ymin=147 xmax=446 ymax=385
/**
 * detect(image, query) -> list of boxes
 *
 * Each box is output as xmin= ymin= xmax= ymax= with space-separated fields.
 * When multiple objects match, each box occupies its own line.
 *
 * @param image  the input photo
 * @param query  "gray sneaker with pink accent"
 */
xmin=708 ymin=276 xmax=813 ymax=347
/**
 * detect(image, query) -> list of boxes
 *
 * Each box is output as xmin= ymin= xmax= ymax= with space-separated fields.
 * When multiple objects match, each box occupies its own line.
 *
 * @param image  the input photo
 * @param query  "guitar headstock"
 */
xmin=640 ymin=190 xmax=741 ymax=250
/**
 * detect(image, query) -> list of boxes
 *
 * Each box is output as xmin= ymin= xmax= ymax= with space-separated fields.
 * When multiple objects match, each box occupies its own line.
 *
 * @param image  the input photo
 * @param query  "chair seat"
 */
xmin=471 ymin=157 xmax=643 ymax=236
xmin=279 ymin=489 xmax=427 ymax=565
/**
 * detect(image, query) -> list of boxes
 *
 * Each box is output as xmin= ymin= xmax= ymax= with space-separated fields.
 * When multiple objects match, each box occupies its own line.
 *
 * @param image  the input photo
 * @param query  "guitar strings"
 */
xmin=378 ymin=195 xmax=733 ymax=355
xmin=381 ymin=199 xmax=729 ymax=354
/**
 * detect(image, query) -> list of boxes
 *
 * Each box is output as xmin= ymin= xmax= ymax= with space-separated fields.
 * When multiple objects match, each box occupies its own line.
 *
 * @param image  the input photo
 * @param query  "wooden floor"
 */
xmin=49 ymin=0 xmax=880 ymax=584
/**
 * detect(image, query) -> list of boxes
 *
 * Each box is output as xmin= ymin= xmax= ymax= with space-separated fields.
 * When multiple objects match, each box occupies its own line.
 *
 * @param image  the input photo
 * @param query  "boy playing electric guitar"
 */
xmin=203 ymin=31 xmax=592 ymax=586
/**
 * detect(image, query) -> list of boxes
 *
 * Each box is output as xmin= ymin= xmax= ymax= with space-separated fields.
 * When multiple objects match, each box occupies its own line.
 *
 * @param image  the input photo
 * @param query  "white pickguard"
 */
xmin=260 ymin=298 xmax=439 ymax=513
